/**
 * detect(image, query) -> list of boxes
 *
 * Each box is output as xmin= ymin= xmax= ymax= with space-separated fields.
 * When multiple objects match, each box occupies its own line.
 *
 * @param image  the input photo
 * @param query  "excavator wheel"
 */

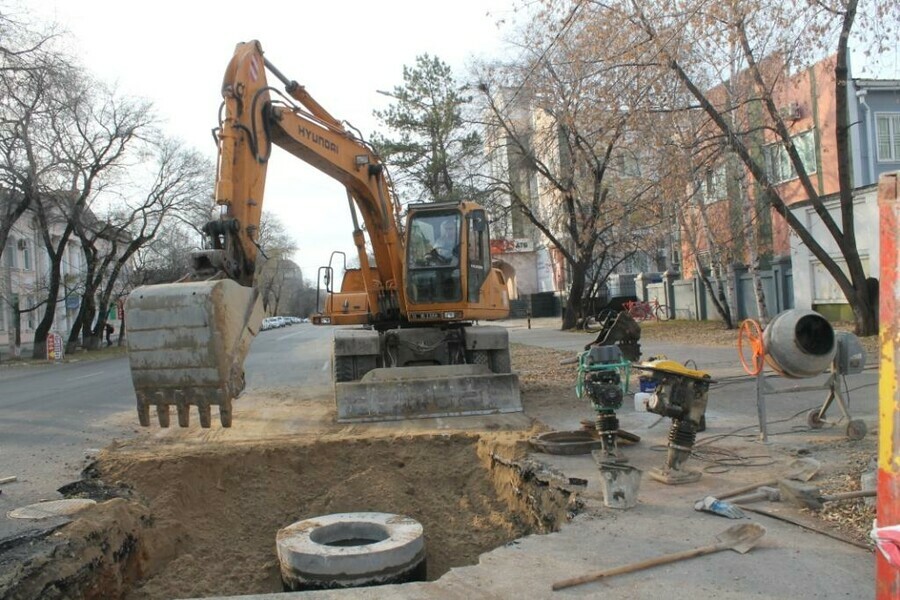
xmin=334 ymin=356 xmax=355 ymax=383
xmin=489 ymin=349 xmax=512 ymax=373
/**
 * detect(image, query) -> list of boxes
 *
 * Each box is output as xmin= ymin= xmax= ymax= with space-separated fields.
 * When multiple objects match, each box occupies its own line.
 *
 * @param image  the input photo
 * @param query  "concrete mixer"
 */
xmin=738 ymin=309 xmax=867 ymax=441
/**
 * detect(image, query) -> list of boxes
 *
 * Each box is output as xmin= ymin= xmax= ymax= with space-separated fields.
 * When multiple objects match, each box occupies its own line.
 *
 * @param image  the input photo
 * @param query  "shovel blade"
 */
xmin=717 ymin=523 xmax=767 ymax=554
xmin=784 ymin=457 xmax=821 ymax=482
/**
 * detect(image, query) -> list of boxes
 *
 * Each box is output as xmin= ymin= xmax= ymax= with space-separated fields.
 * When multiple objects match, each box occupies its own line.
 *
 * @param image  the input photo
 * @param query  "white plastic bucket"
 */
xmin=634 ymin=392 xmax=651 ymax=412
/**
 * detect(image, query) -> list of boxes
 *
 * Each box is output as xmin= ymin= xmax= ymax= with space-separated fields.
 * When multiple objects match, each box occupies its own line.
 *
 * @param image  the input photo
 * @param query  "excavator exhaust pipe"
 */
xmin=125 ymin=279 xmax=264 ymax=428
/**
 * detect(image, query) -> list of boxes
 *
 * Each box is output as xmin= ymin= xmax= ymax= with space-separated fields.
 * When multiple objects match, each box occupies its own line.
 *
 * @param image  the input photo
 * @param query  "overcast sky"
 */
xmin=24 ymin=0 xmax=520 ymax=282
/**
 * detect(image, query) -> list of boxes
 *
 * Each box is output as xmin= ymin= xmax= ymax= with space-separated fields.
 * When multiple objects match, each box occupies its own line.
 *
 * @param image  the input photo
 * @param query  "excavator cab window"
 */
xmin=466 ymin=210 xmax=490 ymax=302
xmin=406 ymin=211 xmax=462 ymax=303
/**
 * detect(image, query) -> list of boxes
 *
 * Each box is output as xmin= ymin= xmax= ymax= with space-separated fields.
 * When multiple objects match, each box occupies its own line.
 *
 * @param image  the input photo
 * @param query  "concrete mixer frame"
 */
xmin=740 ymin=316 xmax=868 ymax=442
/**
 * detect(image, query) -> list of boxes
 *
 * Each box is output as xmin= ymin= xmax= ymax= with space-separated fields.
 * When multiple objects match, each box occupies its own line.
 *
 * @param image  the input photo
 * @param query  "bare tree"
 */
xmin=67 ymin=138 xmax=213 ymax=351
xmin=21 ymin=65 xmax=154 ymax=358
xmin=0 ymin=9 xmax=63 ymax=266
xmin=475 ymin=10 xmax=663 ymax=329
xmin=254 ymin=210 xmax=299 ymax=314
xmin=591 ymin=0 xmax=899 ymax=335
xmin=0 ymin=6 xmax=63 ymax=356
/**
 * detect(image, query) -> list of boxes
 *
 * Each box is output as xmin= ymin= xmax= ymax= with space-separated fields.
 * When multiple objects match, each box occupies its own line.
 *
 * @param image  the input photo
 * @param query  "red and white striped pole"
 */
xmin=875 ymin=172 xmax=900 ymax=598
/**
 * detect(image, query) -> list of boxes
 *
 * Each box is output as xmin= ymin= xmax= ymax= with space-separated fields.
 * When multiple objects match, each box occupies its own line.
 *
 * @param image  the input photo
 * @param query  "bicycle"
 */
xmin=623 ymin=299 xmax=669 ymax=321
xmin=581 ymin=308 xmax=620 ymax=333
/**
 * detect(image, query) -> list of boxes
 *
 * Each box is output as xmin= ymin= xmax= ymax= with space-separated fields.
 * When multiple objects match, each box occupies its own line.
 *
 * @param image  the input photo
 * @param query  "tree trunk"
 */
xmin=698 ymin=259 xmax=734 ymax=328
xmin=563 ymin=261 xmax=587 ymax=330
xmin=10 ymin=298 xmax=21 ymax=359
xmin=675 ymin=202 xmax=729 ymax=326
xmin=31 ymin=270 xmax=62 ymax=360
xmin=738 ymin=171 xmax=768 ymax=324
xmin=66 ymin=300 xmax=88 ymax=355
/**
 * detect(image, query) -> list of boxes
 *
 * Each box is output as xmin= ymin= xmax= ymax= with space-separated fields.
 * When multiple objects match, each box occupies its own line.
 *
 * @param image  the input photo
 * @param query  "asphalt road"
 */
xmin=0 ymin=323 xmax=333 ymax=541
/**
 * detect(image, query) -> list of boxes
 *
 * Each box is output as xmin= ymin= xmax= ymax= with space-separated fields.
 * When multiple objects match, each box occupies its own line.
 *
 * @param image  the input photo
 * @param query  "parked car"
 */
xmin=261 ymin=317 xmax=283 ymax=331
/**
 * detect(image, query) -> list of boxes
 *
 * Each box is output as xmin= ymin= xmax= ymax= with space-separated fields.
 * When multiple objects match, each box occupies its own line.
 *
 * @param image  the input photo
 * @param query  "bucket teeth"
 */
xmin=177 ymin=403 xmax=190 ymax=428
xmin=136 ymin=396 xmax=151 ymax=427
xmin=198 ymin=404 xmax=212 ymax=428
xmin=156 ymin=404 xmax=171 ymax=428
xmin=133 ymin=388 xmax=232 ymax=429
xmin=220 ymin=399 xmax=233 ymax=428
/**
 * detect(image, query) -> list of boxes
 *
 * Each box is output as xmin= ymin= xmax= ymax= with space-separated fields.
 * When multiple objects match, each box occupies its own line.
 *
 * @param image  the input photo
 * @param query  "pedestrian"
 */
xmin=104 ymin=323 xmax=114 ymax=347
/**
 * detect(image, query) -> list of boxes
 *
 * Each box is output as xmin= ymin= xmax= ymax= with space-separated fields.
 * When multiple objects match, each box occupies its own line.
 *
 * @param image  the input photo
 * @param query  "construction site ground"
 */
xmin=1 ymin=317 xmax=880 ymax=599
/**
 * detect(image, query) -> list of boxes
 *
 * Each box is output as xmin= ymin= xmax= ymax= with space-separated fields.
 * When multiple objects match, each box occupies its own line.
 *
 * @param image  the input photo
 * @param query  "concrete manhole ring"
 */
xmin=276 ymin=512 xmax=426 ymax=591
xmin=8 ymin=499 xmax=97 ymax=520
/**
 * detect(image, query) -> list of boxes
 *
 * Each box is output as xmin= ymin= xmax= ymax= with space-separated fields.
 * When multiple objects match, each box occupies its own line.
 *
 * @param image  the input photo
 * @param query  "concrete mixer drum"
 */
xmin=762 ymin=309 xmax=836 ymax=379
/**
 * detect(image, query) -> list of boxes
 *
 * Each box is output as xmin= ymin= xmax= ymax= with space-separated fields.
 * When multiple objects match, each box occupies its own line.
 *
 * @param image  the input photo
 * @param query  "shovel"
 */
xmin=713 ymin=457 xmax=821 ymax=501
xmin=551 ymin=523 xmax=766 ymax=591
xmin=777 ymin=479 xmax=876 ymax=510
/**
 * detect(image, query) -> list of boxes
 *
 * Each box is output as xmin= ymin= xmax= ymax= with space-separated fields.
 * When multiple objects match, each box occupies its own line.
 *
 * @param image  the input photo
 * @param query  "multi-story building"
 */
xmin=484 ymin=90 xmax=553 ymax=304
xmin=1 ymin=201 xmax=124 ymax=355
xmin=679 ymin=53 xmax=893 ymax=320
xmin=485 ymin=90 xmax=665 ymax=316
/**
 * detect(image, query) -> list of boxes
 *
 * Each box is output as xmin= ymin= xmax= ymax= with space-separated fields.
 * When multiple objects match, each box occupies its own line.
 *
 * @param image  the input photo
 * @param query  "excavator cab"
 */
xmin=402 ymin=202 xmax=508 ymax=322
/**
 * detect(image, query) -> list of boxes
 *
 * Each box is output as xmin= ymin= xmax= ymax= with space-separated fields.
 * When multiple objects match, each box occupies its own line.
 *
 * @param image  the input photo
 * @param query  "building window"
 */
xmin=704 ymin=164 xmax=727 ymax=204
xmin=763 ymin=129 xmax=817 ymax=184
xmin=25 ymin=294 xmax=35 ymax=330
xmin=4 ymin=241 xmax=16 ymax=269
xmin=876 ymin=113 xmax=900 ymax=162
xmin=21 ymin=240 xmax=32 ymax=271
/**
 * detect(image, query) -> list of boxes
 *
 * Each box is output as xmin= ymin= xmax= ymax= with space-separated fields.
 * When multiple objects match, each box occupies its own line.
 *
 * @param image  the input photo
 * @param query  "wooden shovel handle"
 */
xmin=716 ymin=479 xmax=777 ymax=500
xmin=821 ymin=489 xmax=876 ymax=502
xmin=552 ymin=543 xmax=724 ymax=591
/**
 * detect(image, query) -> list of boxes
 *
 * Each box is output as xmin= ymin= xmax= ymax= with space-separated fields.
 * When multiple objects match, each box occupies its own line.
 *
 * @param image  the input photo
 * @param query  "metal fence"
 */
xmin=638 ymin=258 xmax=793 ymax=321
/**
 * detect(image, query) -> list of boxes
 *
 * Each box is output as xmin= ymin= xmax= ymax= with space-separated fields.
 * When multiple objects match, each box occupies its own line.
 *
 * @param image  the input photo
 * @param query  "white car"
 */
xmin=261 ymin=317 xmax=282 ymax=330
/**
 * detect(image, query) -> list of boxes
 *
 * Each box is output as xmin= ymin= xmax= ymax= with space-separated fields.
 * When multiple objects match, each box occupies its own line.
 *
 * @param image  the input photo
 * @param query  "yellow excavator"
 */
xmin=124 ymin=40 xmax=521 ymax=427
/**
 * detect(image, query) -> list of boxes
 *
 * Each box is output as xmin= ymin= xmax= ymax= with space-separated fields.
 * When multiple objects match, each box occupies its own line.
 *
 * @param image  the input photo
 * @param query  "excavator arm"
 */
xmin=125 ymin=41 xmax=403 ymax=427
xmin=207 ymin=41 xmax=405 ymax=307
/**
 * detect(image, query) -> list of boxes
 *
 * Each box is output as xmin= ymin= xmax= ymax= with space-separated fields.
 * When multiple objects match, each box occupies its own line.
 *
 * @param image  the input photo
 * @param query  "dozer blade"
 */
xmin=125 ymin=279 xmax=264 ymax=428
xmin=335 ymin=365 xmax=522 ymax=423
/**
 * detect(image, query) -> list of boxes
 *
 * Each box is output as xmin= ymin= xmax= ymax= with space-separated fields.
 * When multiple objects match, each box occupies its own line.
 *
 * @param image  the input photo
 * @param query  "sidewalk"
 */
xmin=199 ymin=317 xmax=879 ymax=599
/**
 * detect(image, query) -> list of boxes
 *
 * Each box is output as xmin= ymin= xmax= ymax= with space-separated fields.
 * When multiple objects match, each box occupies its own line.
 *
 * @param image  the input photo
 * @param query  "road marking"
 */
xmin=277 ymin=330 xmax=306 ymax=341
xmin=72 ymin=371 xmax=103 ymax=381
xmin=322 ymin=361 xmax=330 ymax=371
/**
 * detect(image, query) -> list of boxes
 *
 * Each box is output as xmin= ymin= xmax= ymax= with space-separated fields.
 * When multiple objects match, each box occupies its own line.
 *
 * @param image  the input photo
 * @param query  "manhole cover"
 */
xmin=8 ymin=499 xmax=97 ymax=520
xmin=530 ymin=430 xmax=605 ymax=455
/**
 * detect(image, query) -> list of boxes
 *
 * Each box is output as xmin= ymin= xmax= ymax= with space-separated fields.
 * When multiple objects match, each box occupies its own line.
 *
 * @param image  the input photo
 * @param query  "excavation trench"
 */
xmin=3 ymin=432 xmax=577 ymax=600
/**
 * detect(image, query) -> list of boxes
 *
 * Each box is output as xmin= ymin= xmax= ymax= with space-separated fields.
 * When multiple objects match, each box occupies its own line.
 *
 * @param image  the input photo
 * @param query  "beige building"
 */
xmin=1 ymin=206 xmax=121 ymax=354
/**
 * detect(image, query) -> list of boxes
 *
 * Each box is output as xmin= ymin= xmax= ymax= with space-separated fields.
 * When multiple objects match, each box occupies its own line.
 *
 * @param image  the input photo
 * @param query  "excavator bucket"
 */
xmin=125 ymin=279 xmax=264 ymax=428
